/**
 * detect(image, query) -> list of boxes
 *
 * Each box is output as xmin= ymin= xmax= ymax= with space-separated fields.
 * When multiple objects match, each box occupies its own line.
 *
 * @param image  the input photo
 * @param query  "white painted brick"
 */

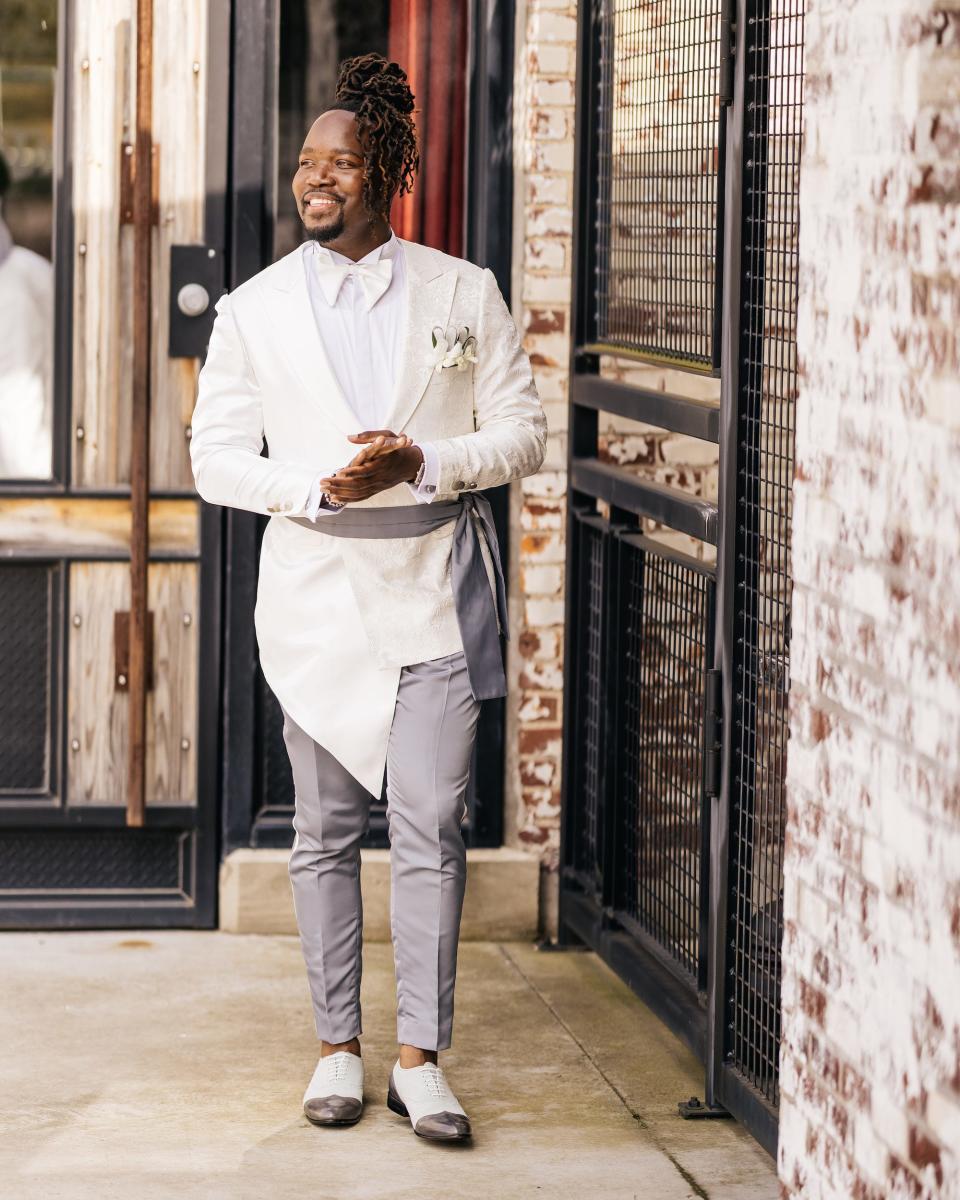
xmin=524 ymin=597 xmax=565 ymax=627
xmin=528 ymin=44 xmax=572 ymax=76
xmin=521 ymin=470 xmax=566 ymax=498
xmin=927 ymin=1089 xmax=960 ymax=1151
xmin=521 ymin=564 xmax=563 ymax=595
xmin=527 ymin=11 xmax=577 ymax=44
xmin=531 ymin=78 xmax=575 ymax=107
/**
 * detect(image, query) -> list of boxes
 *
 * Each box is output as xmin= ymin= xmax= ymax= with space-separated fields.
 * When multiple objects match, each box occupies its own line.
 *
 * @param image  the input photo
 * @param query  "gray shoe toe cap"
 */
xmin=413 ymin=1111 xmax=472 ymax=1140
xmin=304 ymin=1095 xmax=363 ymax=1125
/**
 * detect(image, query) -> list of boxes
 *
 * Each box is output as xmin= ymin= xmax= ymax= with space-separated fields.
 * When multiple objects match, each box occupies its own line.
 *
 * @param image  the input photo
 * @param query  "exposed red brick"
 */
xmin=526 ymin=307 xmax=566 ymax=335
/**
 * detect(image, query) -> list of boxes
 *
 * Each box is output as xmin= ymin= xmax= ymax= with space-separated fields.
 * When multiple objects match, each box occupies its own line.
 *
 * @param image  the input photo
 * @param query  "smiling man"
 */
xmin=190 ymin=55 xmax=546 ymax=1142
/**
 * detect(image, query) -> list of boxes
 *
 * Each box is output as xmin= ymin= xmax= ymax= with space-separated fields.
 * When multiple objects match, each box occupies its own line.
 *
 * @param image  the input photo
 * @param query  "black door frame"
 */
xmin=0 ymin=0 xmax=229 ymax=929
xmin=219 ymin=0 xmax=515 ymax=854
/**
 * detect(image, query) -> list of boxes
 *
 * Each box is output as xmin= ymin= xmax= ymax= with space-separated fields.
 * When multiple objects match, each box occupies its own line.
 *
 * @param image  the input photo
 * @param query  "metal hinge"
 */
xmin=704 ymin=668 xmax=722 ymax=798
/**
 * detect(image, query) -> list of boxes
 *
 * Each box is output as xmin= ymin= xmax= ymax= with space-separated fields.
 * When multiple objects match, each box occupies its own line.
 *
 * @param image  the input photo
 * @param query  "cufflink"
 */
xmin=425 ymin=484 xmax=436 ymax=493
xmin=453 ymin=480 xmax=465 ymax=489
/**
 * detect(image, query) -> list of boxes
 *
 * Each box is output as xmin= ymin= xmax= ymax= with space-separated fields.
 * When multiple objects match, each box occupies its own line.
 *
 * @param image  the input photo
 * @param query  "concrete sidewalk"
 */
xmin=0 ymin=933 xmax=777 ymax=1200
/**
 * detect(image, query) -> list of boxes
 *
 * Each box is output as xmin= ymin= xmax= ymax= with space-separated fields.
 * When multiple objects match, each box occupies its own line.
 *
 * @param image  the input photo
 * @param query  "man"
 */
xmin=190 ymin=54 xmax=546 ymax=1142
xmin=0 ymin=149 xmax=54 ymax=480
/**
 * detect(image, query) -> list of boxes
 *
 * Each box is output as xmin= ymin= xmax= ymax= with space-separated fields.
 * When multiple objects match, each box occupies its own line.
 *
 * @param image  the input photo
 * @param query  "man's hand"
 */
xmin=321 ymin=430 xmax=424 ymax=504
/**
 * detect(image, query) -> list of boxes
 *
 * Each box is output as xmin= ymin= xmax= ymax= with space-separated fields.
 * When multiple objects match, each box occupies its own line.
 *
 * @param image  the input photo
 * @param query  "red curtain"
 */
xmin=388 ymin=0 xmax=467 ymax=256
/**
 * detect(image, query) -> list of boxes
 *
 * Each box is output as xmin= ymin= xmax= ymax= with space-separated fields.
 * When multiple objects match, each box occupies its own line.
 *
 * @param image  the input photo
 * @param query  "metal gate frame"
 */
xmin=560 ymin=0 xmax=802 ymax=1158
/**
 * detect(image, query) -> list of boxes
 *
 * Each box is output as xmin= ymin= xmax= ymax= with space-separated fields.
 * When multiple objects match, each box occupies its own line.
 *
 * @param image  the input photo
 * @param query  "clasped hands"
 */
xmin=320 ymin=431 xmax=423 ymax=506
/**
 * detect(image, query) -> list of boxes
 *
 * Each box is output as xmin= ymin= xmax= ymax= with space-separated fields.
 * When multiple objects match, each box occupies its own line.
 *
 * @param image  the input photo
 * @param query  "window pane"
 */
xmin=275 ymin=0 xmax=389 ymax=259
xmin=0 ymin=1 xmax=57 ymax=481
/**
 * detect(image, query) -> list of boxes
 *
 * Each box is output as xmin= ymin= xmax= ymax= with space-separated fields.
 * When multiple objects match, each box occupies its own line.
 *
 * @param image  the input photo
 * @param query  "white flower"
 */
xmin=429 ymin=325 xmax=479 ymax=373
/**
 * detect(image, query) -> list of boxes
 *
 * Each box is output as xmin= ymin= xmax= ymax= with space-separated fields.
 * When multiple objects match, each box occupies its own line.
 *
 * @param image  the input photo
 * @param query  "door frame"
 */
xmin=219 ymin=0 xmax=515 ymax=854
xmin=0 ymin=0 xmax=229 ymax=929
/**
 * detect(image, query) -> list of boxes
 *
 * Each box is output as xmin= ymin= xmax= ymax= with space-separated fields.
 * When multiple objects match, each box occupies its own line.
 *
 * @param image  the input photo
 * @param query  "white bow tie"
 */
xmin=314 ymin=255 xmax=393 ymax=310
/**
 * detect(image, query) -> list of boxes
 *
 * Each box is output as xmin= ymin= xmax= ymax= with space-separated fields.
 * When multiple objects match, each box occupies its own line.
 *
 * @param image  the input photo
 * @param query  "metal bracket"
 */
xmin=704 ymin=668 xmax=722 ymax=798
xmin=535 ymin=939 xmax=590 ymax=953
xmin=114 ymin=611 xmax=155 ymax=693
xmin=119 ymin=142 xmax=160 ymax=225
xmin=678 ymin=1096 xmax=733 ymax=1120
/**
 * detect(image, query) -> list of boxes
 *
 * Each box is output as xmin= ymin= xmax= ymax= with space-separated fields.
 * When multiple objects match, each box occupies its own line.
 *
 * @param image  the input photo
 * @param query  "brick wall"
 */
xmin=508 ymin=0 xmax=577 ymax=901
xmin=779 ymin=3 xmax=960 ymax=1197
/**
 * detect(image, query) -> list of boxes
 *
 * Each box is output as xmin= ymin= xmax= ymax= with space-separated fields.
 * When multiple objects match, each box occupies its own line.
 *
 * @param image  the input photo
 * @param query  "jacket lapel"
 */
xmin=260 ymin=246 xmax=359 ymax=435
xmin=259 ymin=240 xmax=458 ymax=437
xmin=385 ymin=239 xmax=458 ymax=434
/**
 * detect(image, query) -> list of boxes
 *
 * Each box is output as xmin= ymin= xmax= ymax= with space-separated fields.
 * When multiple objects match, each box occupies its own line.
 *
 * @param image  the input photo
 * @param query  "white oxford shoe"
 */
xmin=302 ymin=1051 xmax=365 ymax=1126
xmin=387 ymin=1060 xmax=472 ymax=1141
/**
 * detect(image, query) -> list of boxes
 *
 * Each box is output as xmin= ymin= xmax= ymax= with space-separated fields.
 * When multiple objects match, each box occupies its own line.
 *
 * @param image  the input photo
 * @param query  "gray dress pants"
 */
xmin=283 ymin=650 xmax=481 ymax=1052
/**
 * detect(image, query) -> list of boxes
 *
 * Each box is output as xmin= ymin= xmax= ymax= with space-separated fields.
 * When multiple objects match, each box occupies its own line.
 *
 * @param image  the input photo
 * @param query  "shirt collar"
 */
xmin=307 ymin=229 xmax=399 ymax=269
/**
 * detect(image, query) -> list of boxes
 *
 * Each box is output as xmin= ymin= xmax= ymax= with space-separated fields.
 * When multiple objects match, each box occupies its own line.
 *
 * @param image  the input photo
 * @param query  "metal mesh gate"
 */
xmin=615 ymin=535 xmax=714 ymax=986
xmin=563 ymin=0 xmax=805 ymax=1158
xmin=595 ymin=0 xmax=725 ymax=366
xmin=722 ymin=0 xmax=804 ymax=1119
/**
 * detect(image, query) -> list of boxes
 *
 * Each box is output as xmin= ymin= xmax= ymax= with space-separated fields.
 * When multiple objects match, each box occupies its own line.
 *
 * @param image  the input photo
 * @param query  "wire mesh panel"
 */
xmin=615 ymin=535 xmax=714 ymax=983
xmin=594 ymin=0 xmax=724 ymax=365
xmin=725 ymin=0 xmax=804 ymax=1110
xmin=570 ymin=515 xmax=610 ymax=899
xmin=0 ymin=565 xmax=56 ymax=795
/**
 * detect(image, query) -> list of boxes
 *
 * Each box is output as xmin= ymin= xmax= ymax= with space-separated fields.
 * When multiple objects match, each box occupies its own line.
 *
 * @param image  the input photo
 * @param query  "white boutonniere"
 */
xmin=429 ymin=325 xmax=479 ymax=373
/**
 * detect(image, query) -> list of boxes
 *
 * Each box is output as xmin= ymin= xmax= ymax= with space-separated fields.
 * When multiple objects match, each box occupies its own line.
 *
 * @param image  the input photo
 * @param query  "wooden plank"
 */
xmin=150 ymin=0 xmax=208 ymax=490
xmin=67 ymin=561 xmax=198 ymax=806
xmin=71 ymin=0 xmax=208 ymax=491
xmin=0 ymin=498 xmax=199 ymax=557
xmin=72 ymin=3 xmax=136 ymax=488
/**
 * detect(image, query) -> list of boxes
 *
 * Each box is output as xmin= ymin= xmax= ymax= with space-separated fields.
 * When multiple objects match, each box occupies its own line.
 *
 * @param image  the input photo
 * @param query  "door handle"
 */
xmin=169 ymin=244 xmax=223 ymax=357
xmin=176 ymin=282 xmax=210 ymax=317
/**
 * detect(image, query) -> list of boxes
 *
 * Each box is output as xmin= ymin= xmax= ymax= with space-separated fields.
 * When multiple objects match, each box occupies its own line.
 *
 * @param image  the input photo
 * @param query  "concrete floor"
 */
xmin=0 ymin=933 xmax=778 ymax=1200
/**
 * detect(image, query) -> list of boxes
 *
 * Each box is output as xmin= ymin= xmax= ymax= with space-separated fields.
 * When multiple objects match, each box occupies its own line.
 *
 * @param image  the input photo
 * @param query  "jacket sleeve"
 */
xmin=430 ymin=268 xmax=547 ymax=495
xmin=189 ymin=293 xmax=320 ymax=516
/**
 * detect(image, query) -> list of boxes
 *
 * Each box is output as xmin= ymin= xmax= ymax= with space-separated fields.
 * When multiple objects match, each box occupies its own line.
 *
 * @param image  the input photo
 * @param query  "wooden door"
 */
xmin=0 ymin=0 xmax=228 ymax=927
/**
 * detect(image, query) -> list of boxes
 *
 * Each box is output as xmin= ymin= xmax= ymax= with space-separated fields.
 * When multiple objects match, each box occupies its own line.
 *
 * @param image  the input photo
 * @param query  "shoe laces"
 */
xmin=323 ymin=1052 xmax=352 ymax=1083
xmin=419 ymin=1063 xmax=449 ymax=1099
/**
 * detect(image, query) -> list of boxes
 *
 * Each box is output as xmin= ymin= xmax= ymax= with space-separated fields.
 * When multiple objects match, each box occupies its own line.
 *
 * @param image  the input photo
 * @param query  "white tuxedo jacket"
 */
xmin=190 ymin=239 xmax=546 ymax=793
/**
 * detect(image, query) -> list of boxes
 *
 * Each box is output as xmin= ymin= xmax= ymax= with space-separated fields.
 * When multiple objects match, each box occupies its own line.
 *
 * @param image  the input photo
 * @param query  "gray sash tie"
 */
xmin=287 ymin=493 xmax=509 ymax=701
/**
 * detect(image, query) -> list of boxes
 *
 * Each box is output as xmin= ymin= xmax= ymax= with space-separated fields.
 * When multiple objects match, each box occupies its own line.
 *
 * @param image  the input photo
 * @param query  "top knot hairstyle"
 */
xmin=332 ymin=53 xmax=419 ymax=219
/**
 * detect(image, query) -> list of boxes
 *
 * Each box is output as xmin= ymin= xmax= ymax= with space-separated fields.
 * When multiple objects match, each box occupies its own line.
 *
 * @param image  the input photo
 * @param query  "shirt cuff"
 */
xmin=406 ymin=442 xmax=440 ymax=504
xmin=306 ymin=473 xmax=345 ymax=519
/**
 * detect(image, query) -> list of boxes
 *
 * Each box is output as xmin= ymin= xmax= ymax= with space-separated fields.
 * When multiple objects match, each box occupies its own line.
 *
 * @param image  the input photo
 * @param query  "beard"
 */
xmin=304 ymin=204 xmax=346 ymax=243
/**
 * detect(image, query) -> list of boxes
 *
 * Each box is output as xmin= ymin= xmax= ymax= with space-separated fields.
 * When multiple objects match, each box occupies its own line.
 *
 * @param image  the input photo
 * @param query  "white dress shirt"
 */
xmin=301 ymin=232 xmax=439 ymax=517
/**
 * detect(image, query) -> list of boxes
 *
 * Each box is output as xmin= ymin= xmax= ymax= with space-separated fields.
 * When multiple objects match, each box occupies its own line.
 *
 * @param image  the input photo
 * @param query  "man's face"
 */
xmin=293 ymin=109 xmax=368 ymax=244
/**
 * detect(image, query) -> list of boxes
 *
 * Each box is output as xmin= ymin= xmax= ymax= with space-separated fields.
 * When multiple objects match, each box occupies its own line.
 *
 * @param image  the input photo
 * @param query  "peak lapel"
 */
xmin=261 ymin=247 xmax=359 ymax=436
xmin=386 ymin=241 xmax=458 ymax=434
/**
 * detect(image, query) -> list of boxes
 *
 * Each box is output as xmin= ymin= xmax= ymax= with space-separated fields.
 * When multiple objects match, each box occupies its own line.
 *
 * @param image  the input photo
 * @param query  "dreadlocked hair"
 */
xmin=333 ymin=53 xmax=419 ymax=219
